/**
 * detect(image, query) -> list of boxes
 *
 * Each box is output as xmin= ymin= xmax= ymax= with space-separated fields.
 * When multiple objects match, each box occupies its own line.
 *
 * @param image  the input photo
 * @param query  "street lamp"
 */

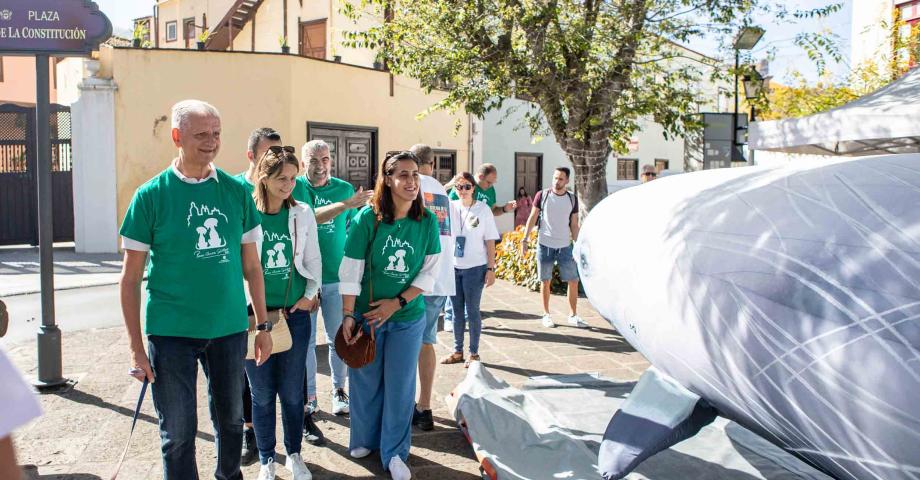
xmin=742 ymin=68 xmax=770 ymax=121
xmin=732 ymin=26 xmax=764 ymax=164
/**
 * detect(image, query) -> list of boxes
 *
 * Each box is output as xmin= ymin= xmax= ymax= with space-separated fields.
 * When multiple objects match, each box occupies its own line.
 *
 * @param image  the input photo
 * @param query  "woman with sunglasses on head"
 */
xmin=440 ymin=172 xmax=499 ymax=367
xmin=338 ymin=151 xmax=441 ymax=480
xmin=247 ymin=146 xmax=322 ymax=480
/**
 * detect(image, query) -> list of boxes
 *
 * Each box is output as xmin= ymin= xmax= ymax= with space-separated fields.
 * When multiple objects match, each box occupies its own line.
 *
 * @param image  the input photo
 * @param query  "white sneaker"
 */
xmin=568 ymin=314 xmax=588 ymax=328
xmin=350 ymin=447 xmax=372 ymax=459
xmin=257 ymin=458 xmax=276 ymax=480
xmin=444 ymin=319 xmax=454 ymax=332
xmin=541 ymin=314 xmax=555 ymax=328
xmin=286 ymin=452 xmax=312 ymax=480
xmin=389 ymin=456 xmax=412 ymax=480
xmin=332 ymin=388 xmax=350 ymax=415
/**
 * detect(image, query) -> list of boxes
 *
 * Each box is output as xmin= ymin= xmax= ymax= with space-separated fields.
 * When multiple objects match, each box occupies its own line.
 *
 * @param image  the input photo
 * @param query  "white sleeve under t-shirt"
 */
xmin=0 ymin=346 xmax=43 ymax=439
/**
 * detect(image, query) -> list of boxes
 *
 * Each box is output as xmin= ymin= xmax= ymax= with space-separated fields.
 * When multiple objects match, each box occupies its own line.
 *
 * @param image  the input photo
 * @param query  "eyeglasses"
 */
xmin=456 ymin=184 xmax=474 ymax=191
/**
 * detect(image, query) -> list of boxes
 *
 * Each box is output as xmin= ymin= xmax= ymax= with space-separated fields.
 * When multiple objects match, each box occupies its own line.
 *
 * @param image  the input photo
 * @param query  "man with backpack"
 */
xmin=520 ymin=166 xmax=587 ymax=328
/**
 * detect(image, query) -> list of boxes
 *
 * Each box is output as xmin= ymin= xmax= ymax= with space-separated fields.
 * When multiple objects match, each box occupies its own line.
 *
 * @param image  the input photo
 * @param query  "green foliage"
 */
xmin=756 ymin=65 xmax=889 ymax=120
xmin=340 ymin=0 xmax=841 ymax=211
xmin=495 ymin=226 xmax=567 ymax=295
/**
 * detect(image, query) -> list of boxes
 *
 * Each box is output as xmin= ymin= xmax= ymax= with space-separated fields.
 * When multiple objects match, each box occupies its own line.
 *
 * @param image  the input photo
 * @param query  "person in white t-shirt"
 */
xmin=441 ymin=172 xmax=499 ymax=367
xmin=407 ymin=144 xmax=456 ymax=431
xmin=0 ymin=345 xmax=43 ymax=480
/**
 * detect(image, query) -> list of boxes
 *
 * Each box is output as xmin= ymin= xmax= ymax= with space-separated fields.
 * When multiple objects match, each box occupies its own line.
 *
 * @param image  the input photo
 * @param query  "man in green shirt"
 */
xmin=300 ymin=139 xmax=373 ymax=442
xmin=448 ymin=163 xmax=516 ymax=216
xmin=119 ymin=100 xmax=271 ymax=479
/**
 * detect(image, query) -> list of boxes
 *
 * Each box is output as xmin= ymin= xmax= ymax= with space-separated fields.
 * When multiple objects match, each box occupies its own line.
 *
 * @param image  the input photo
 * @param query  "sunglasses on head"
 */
xmin=267 ymin=145 xmax=296 ymax=155
xmin=456 ymin=184 xmax=474 ymax=191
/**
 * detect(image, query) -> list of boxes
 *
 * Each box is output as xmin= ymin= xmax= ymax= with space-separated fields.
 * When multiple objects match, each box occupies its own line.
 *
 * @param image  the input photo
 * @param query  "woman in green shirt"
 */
xmin=245 ymin=146 xmax=322 ymax=480
xmin=339 ymin=151 xmax=441 ymax=480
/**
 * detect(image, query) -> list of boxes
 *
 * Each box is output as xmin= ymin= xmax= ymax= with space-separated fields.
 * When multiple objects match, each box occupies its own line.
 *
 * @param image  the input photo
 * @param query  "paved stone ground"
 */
xmin=7 ymin=279 xmax=649 ymax=479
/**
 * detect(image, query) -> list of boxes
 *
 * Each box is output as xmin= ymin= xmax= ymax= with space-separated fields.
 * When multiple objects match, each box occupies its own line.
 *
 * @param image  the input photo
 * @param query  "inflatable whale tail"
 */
xmin=598 ymin=367 xmax=718 ymax=479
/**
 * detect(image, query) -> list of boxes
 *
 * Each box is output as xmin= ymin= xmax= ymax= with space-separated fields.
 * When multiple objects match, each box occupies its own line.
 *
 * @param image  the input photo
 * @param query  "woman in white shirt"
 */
xmin=440 ymin=172 xmax=499 ymax=367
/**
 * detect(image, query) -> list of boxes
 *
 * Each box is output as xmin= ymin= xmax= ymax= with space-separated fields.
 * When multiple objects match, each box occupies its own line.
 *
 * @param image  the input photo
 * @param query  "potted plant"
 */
xmin=279 ymin=35 xmax=290 ymax=54
xmin=132 ymin=23 xmax=148 ymax=48
xmin=197 ymin=28 xmax=209 ymax=50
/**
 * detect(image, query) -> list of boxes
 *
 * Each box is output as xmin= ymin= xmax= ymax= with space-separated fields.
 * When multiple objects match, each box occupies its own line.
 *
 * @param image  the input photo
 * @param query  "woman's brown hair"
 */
xmin=449 ymin=172 xmax=478 ymax=193
xmin=253 ymin=146 xmax=300 ymax=213
xmin=371 ymin=151 xmax=428 ymax=224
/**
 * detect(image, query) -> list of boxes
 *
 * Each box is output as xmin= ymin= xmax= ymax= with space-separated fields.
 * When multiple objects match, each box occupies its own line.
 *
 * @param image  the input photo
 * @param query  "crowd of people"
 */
xmin=118 ymin=99 xmax=586 ymax=480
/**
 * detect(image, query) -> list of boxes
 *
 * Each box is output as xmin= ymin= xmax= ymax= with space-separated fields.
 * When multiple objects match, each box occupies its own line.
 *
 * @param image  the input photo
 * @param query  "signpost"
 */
xmin=0 ymin=0 xmax=111 ymax=391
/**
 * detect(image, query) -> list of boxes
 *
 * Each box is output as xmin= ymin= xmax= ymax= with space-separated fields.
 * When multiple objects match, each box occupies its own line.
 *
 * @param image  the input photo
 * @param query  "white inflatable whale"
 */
xmin=575 ymin=154 xmax=920 ymax=480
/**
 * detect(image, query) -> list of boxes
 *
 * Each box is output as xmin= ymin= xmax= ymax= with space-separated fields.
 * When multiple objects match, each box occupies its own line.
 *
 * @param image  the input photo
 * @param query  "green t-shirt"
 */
xmin=294 ymin=177 xmax=314 ymax=208
xmin=234 ymin=172 xmax=313 ymax=208
xmin=343 ymin=206 xmax=441 ymax=322
xmin=303 ymin=177 xmax=356 ymax=284
xmin=259 ymin=208 xmax=307 ymax=308
xmin=234 ymin=171 xmax=254 ymax=195
xmin=120 ymin=167 xmax=260 ymax=339
xmin=449 ymin=185 xmax=496 ymax=207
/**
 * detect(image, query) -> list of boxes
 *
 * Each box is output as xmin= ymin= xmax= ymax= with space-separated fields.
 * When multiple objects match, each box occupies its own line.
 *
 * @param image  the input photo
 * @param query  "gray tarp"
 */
xmin=448 ymin=364 xmax=833 ymax=480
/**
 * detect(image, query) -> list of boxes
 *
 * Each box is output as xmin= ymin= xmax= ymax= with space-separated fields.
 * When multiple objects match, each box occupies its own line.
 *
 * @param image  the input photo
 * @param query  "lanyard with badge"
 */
xmin=454 ymin=203 xmax=474 ymax=258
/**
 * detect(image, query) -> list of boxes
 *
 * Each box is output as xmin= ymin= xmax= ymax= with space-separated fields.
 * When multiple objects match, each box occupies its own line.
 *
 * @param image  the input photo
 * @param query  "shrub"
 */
xmin=495 ymin=226 xmax=567 ymax=294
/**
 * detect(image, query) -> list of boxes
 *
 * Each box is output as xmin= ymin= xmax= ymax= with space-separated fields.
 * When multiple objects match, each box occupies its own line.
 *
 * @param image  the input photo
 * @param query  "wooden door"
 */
xmin=514 ymin=153 xmax=542 ymax=197
xmin=299 ymin=19 xmax=326 ymax=59
xmin=309 ymin=126 xmax=375 ymax=190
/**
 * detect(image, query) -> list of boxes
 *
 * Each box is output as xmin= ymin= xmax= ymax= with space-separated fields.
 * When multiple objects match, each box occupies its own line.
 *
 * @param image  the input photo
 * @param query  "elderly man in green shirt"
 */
xmin=120 ymin=100 xmax=271 ymax=480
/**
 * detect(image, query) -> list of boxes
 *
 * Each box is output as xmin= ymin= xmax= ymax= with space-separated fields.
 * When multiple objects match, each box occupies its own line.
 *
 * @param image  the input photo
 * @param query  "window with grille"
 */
xmin=617 ymin=158 xmax=638 ymax=180
xmin=655 ymin=159 xmax=669 ymax=173
xmin=166 ymin=21 xmax=177 ymax=42
xmin=433 ymin=150 xmax=456 ymax=184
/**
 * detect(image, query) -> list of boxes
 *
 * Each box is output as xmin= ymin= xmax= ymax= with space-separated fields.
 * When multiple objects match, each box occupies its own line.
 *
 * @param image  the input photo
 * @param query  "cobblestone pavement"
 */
xmin=8 ymin=279 xmax=648 ymax=479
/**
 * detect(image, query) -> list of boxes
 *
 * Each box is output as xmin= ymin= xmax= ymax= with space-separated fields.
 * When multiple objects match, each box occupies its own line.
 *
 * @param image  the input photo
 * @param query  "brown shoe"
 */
xmin=465 ymin=354 xmax=480 ymax=368
xmin=440 ymin=352 xmax=464 ymax=365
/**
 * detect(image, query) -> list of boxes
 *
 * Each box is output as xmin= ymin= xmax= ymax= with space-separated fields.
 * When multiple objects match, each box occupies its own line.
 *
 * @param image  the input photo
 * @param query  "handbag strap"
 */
xmin=364 ymin=216 xmax=381 ymax=331
xmin=281 ymin=214 xmax=297 ymax=316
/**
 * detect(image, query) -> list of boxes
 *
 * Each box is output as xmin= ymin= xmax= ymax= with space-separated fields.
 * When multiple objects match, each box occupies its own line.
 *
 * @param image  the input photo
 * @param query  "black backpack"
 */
xmin=536 ymin=188 xmax=575 ymax=230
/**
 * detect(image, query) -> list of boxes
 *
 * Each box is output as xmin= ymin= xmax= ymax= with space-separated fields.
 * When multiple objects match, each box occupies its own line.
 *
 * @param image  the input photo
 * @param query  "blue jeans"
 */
xmin=306 ymin=282 xmax=348 ymax=397
xmin=147 ymin=331 xmax=247 ymax=480
xmin=451 ymin=264 xmax=487 ymax=355
xmin=349 ymin=312 xmax=425 ymax=469
xmin=245 ymin=309 xmax=311 ymax=464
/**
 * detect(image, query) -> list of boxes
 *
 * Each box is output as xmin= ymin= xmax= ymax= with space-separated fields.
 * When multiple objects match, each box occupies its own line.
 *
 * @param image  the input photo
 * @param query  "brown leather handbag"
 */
xmin=335 ymin=219 xmax=380 ymax=369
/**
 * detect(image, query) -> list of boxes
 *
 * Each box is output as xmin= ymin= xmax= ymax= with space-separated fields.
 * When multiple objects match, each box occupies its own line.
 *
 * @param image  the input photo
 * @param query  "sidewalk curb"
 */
xmin=1 ymin=276 xmax=145 ymax=298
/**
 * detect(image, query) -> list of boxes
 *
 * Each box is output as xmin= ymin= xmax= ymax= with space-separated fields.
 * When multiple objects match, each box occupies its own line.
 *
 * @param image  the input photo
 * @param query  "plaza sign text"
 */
xmin=0 ymin=0 xmax=112 ymax=56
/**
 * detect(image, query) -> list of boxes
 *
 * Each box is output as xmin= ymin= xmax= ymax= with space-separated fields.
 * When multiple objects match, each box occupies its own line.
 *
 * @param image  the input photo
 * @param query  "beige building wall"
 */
xmin=156 ymin=0 xmax=235 ymax=48
xmin=229 ymin=0 xmax=380 ymax=66
xmin=0 ymin=56 xmax=59 ymax=105
xmin=99 ymin=46 xmax=467 ymax=237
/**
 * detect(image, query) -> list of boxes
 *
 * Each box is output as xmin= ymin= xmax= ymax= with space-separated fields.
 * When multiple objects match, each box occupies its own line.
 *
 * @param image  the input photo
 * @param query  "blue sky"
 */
xmin=95 ymin=0 xmax=853 ymax=84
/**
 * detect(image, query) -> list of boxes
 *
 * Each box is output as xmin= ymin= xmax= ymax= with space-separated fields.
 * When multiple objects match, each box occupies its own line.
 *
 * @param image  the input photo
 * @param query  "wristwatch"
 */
xmin=486 ymin=266 xmax=494 ymax=272
xmin=256 ymin=321 xmax=273 ymax=333
xmin=396 ymin=294 xmax=408 ymax=308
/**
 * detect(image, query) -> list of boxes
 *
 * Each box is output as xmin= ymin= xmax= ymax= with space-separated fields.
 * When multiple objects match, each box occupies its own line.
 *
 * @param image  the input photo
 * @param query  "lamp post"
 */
xmin=732 ymin=26 xmax=765 ymax=165
xmin=742 ymin=68 xmax=770 ymax=121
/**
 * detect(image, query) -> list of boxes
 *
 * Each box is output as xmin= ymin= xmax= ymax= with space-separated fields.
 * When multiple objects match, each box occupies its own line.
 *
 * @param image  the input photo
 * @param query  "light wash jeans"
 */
xmin=306 ymin=282 xmax=347 ymax=397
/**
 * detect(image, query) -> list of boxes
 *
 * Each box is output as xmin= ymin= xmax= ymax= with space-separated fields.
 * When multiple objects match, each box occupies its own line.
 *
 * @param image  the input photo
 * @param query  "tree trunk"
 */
xmin=567 ymin=150 xmax=609 ymax=221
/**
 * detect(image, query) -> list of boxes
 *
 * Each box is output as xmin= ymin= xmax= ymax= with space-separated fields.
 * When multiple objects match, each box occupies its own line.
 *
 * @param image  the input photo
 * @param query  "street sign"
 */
xmin=1 ymin=0 xmax=112 ymax=391
xmin=0 ymin=0 xmax=112 ymax=55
